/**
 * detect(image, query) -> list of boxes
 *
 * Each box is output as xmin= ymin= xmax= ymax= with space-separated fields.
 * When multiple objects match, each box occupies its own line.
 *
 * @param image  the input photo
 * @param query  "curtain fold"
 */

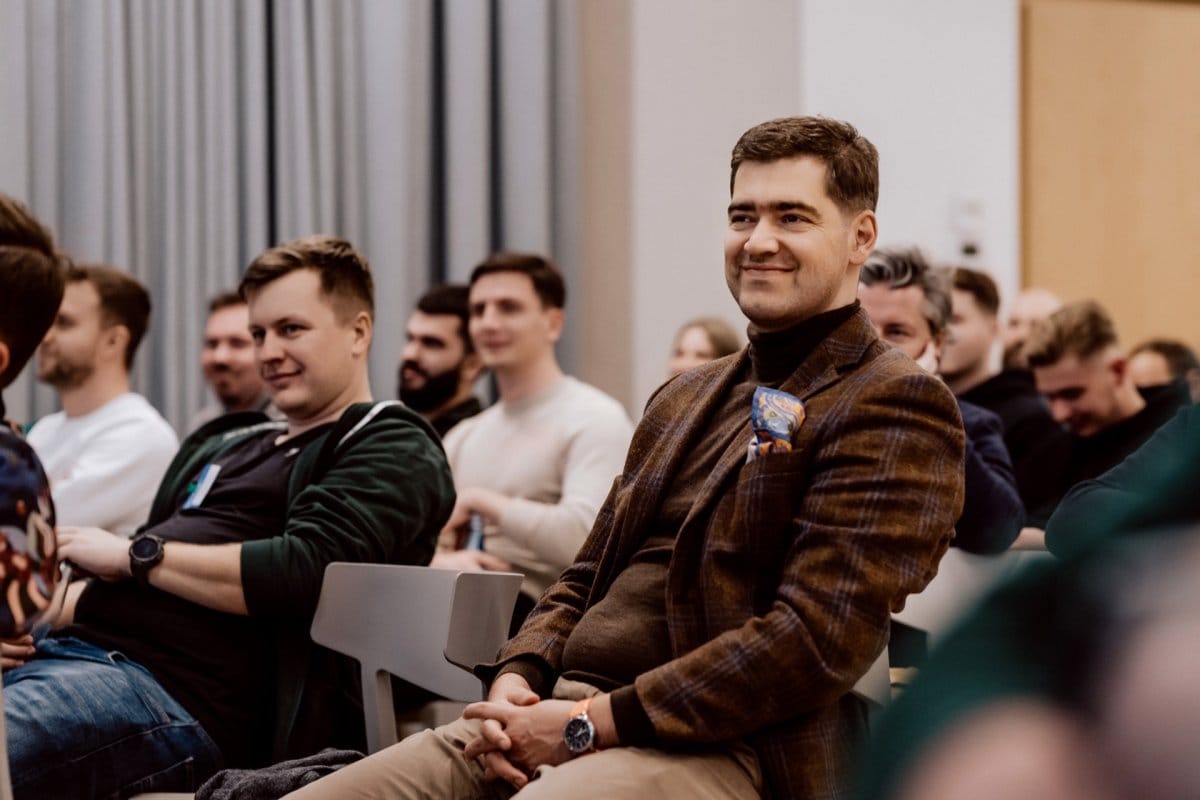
xmin=0 ymin=0 xmax=579 ymax=430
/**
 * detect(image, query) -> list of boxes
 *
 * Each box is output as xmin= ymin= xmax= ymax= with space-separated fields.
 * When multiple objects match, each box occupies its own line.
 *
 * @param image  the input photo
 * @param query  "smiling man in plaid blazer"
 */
xmin=288 ymin=116 xmax=966 ymax=800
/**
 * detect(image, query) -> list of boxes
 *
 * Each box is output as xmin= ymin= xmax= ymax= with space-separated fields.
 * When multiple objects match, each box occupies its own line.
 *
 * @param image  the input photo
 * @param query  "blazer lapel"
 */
xmin=599 ymin=348 xmax=751 ymax=569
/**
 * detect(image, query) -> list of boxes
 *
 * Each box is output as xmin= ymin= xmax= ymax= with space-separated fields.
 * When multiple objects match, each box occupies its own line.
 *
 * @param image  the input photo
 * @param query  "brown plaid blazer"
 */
xmin=497 ymin=310 xmax=965 ymax=798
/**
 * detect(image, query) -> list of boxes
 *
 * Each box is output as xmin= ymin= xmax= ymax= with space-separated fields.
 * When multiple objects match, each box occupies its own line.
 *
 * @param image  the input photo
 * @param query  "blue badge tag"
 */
xmin=182 ymin=464 xmax=221 ymax=510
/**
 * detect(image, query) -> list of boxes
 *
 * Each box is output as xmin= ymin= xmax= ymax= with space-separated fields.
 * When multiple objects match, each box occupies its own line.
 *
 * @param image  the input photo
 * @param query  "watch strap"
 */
xmin=570 ymin=697 xmax=593 ymax=719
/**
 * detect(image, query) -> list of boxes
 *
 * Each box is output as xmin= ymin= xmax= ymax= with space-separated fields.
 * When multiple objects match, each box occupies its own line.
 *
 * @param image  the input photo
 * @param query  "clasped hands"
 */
xmin=461 ymin=672 xmax=578 ymax=790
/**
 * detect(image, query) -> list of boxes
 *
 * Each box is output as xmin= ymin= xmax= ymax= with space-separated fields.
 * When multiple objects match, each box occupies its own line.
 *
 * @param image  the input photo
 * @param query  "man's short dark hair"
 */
xmin=859 ymin=247 xmax=952 ymax=337
xmin=0 ymin=194 xmax=66 ymax=388
xmin=1025 ymin=300 xmax=1119 ymax=368
xmin=208 ymin=290 xmax=246 ymax=315
xmin=240 ymin=235 xmax=375 ymax=319
xmin=69 ymin=265 xmax=152 ymax=371
xmin=730 ymin=116 xmax=880 ymax=214
xmin=469 ymin=252 xmax=566 ymax=310
xmin=951 ymin=267 xmax=1001 ymax=317
xmin=1130 ymin=338 xmax=1200 ymax=380
xmin=416 ymin=284 xmax=472 ymax=353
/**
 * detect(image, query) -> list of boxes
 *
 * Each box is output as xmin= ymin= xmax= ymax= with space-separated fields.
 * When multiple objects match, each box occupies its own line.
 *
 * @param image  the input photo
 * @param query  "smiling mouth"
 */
xmin=265 ymin=371 xmax=301 ymax=385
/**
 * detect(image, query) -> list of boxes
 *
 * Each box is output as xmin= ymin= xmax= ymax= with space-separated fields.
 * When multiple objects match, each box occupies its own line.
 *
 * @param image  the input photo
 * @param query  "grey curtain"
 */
xmin=0 ymin=0 xmax=577 ymax=431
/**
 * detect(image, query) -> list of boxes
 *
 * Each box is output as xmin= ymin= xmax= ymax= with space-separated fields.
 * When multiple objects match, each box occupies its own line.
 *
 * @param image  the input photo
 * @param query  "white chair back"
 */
xmin=309 ymin=563 xmax=523 ymax=754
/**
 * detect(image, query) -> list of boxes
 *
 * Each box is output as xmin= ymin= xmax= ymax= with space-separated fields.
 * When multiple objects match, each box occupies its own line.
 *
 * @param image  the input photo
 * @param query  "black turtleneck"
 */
xmin=749 ymin=302 xmax=862 ymax=385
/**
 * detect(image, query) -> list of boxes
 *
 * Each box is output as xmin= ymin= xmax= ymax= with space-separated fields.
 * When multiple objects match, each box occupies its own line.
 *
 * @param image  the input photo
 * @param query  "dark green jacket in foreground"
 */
xmin=855 ymin=404 xmax=1200 ymax=800
xmin=144 ymin=400 xmax=455 ymax=761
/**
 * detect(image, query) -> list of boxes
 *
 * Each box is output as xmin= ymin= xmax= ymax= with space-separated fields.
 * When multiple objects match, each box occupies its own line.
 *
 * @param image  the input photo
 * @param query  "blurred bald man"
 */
xmin=1002 ymin=288 xmax=1062 ymax=370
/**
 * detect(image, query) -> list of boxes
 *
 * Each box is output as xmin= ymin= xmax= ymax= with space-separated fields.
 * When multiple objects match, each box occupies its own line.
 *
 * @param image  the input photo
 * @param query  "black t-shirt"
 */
xmin=60 ymin=424 xmax=330 ymax=767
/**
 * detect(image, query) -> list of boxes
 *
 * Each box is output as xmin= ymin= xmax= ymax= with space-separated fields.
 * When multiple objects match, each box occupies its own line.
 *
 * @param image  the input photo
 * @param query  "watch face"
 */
xmin=131 ymin=536 xmax=160 ymax=560
xmin=563 ymin=716 xmax=595 ymax=754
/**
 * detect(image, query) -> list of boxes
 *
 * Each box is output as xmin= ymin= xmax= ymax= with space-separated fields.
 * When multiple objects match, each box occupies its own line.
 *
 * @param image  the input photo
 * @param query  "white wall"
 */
xmin=799 ymin=0 xmax=1021 ymax=302
xmin=612 ymin=0 xmax=1020 ymax=411
xmin=627 ymin=0 xmax=801 ymax=408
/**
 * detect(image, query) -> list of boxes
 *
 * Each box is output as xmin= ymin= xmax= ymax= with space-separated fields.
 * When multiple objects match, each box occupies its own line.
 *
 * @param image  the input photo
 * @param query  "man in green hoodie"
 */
xmin=2 ymin=235 xmax=456 ymax=799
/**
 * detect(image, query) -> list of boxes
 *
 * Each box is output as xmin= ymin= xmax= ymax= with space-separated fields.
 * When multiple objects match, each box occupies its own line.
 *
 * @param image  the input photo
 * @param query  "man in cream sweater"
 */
xmin=433 ymin=253 xmax=632 ymax=609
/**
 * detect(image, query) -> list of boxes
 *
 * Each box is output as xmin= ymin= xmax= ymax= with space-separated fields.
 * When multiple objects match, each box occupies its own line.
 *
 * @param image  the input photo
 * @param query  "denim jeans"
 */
xmin=3 ymin=635 xmax=223 ymax=799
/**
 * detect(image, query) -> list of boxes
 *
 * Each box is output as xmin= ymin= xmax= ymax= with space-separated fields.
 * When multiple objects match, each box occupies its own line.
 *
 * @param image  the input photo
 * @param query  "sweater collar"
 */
xmin=747 ymin=302 xmax=861 ymax=384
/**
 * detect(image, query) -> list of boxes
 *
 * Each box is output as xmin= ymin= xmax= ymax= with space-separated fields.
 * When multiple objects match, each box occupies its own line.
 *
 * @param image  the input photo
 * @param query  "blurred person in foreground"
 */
xmin=860 ymin=373 xmax=1200 ymax=800
xmin=0 ymin=193 xmax=66 ymax=645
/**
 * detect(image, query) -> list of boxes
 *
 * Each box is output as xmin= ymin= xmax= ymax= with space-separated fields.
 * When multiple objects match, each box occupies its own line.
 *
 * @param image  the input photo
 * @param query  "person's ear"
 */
xmin=350 ymin=311 xmax=373 ymax=356
xmin=1110 ymin=354 xmax=1129 ymax=384
xmin=0 ymin=341 xmax=10 ymax=380
xmin=545 ymin=307 xmax=565 ymax=343
xmin=847 ymin=210 xmax=879 ymax=266
xmin=105 ymin=326 xmax=131 ymax=365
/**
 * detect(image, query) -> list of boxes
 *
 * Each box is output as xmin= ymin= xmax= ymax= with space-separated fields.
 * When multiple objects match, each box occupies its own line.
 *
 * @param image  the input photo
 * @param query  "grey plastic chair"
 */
xmin=309 ymin=562 xmax=524 ymax=755
xmin=852 ymin=646 xmax=891 ymax=716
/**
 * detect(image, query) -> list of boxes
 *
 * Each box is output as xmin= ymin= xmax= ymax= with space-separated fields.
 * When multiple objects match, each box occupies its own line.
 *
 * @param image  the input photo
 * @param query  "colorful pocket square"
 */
xmin=748 ymin=386 xmax=805 ymax=460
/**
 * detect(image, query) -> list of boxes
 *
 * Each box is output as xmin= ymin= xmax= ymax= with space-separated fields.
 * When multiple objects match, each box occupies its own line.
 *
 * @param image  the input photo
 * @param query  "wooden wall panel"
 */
xmin=1023 ymin=0 xmax=1200 ymax=351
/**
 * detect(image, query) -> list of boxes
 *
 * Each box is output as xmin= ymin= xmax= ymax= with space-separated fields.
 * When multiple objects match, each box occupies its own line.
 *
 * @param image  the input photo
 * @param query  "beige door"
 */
xmin=1023 ymin=0 xmax=1200 ymax=351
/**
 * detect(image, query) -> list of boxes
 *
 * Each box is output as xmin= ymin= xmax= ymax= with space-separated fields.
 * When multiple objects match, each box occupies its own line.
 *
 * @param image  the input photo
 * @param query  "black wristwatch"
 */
xmin=563 ymin=697 xmax=598 ymax=756
xmin=129 ymin=534 xmax=166 ymax=584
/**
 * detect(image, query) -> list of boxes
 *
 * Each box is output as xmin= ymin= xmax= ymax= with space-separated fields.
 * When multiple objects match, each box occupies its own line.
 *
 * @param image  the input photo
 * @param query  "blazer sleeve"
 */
xmin=626 ymin=369 xmax=965 ymax=745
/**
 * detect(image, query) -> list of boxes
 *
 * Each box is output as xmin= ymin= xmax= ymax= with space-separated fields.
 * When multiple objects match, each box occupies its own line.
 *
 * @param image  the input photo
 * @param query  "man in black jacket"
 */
xmin=1022 ymin=300 xmax=1184 ymax=530
xmin=942 ymin=267 xmax=1071 ymax=518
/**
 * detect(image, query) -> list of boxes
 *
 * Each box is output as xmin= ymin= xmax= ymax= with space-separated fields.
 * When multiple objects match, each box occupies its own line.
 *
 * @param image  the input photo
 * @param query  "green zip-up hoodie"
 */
xmin=143 ymin=400 xmax=455 ymax=762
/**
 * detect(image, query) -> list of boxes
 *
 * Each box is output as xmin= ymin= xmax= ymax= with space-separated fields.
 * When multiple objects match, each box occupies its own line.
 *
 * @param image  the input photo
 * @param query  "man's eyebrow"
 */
xmin=727 ymin=200 xmax=822 ymax=217
xmin=774 ymin=201 xmax=821 ymax=217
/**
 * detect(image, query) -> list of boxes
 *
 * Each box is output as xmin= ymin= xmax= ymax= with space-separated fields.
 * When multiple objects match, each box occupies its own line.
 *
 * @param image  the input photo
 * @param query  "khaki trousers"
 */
xmin=284 ymin=679 xmax=762 ymax=800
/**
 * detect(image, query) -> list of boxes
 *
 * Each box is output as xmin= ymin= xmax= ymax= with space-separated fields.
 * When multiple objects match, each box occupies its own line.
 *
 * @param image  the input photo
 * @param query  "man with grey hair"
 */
xmin=859 ymin=247 xmax=1023 ymax=555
